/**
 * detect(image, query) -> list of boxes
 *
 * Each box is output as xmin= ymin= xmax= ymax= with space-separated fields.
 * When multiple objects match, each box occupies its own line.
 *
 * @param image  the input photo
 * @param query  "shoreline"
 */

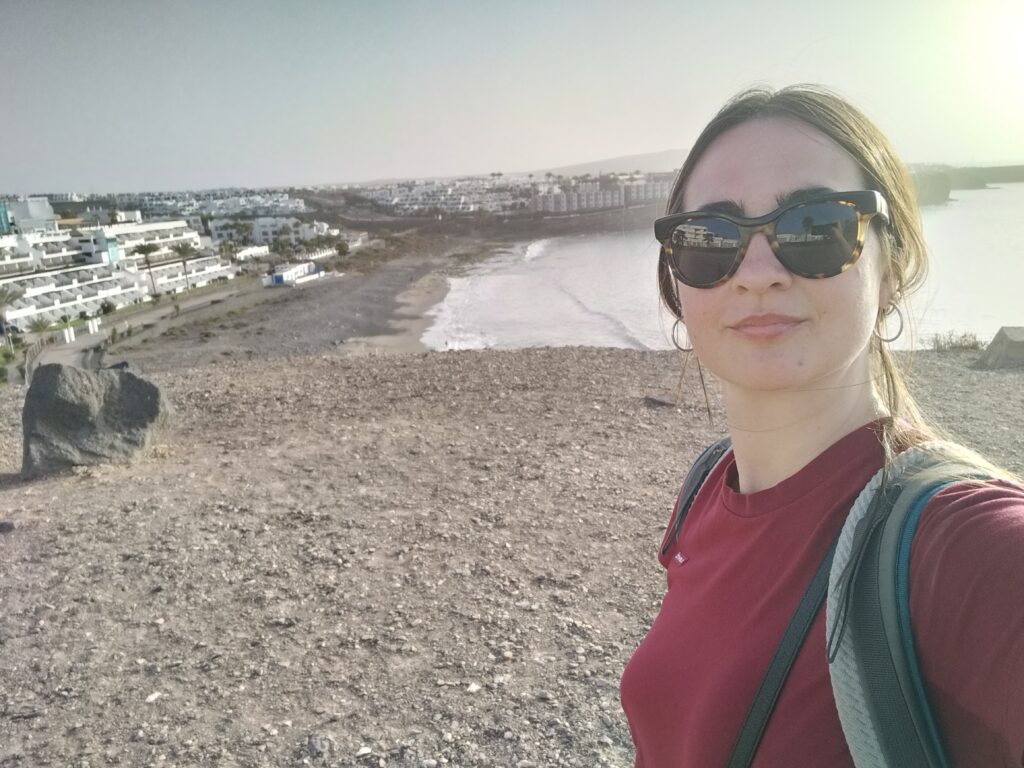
xmin=90 ymin=235 xmax=487 ymax=373
xmin=341 ymin=265 xmax=451 ymax=355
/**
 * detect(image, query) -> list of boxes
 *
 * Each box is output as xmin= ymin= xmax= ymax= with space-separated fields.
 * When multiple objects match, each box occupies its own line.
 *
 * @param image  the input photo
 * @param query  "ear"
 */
xmin=878 ymin=268 xmax=897 ymax=313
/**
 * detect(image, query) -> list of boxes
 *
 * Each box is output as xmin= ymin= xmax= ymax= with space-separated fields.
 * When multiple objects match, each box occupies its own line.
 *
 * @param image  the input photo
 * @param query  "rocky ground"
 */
xmin=1 ymin=268 xmax=1022 ymax=768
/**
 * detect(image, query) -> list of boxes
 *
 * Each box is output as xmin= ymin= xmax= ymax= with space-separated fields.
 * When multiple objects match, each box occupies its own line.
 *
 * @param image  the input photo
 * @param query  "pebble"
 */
xmin=306 ymin=734 xmax=333 ymax=757
xmin=0 ymin=521 xmax=15 ymax=534
xmin=466 ymin=682 xmax=481 ymax=693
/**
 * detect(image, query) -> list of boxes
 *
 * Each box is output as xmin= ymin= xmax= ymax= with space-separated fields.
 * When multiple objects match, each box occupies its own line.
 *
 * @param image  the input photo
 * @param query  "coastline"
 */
xmin=92 ymin=237 xmax=481 ymax=373
xmin=342 ymin=266 xmax=451 ymax=355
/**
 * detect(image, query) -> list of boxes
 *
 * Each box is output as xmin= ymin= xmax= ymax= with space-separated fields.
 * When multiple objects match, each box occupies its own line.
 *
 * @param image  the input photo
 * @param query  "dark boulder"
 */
xmin=22 ymin=363 xmax=171 ymax=478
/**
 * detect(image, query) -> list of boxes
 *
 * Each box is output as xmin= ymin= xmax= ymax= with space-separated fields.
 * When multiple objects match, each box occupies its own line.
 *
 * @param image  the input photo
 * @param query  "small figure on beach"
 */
xmin=620 ymin=85 xmax=1024 ymax=767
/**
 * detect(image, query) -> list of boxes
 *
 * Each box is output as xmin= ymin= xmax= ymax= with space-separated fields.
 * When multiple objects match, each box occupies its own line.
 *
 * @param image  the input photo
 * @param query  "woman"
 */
xmin=619 ymin=85 xmax=1024 ymax=767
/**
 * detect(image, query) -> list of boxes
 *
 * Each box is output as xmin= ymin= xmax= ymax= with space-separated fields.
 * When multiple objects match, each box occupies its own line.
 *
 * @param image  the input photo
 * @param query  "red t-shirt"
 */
xmin=620 ymin=423 xmax=1024 ymax=767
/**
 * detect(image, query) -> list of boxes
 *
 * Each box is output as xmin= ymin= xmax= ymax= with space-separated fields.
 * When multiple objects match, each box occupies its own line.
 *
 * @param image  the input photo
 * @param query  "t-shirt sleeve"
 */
xmin=910 ymin=480 xmax=1024 ymax=767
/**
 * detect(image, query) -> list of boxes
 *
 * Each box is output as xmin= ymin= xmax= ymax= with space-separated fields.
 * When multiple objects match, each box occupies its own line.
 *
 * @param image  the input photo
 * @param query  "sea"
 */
xmin=421 ymin=183 xmax=1024 ymax=352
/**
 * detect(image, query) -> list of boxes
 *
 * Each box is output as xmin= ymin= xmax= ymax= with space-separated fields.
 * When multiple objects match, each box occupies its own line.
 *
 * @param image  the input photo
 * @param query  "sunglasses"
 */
xmin=655 ymin=190 xmax=890 ymax=288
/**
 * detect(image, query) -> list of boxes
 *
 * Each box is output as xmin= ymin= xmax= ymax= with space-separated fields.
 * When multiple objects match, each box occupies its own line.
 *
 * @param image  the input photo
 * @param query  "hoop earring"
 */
xmin=874 ymin=304 xmax=904 ymax=343
xmin=672 ymin=318 xmax=692 ymax=353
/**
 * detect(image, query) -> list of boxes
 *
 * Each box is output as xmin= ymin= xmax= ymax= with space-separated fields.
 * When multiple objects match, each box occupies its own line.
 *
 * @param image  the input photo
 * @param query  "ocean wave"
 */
xmin=522 ymin=239 xmax=551 ymax=262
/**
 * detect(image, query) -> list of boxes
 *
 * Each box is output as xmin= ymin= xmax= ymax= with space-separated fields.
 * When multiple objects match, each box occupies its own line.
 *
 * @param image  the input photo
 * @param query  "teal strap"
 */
xmin=894 ymin=482 xmax=957 ymax=768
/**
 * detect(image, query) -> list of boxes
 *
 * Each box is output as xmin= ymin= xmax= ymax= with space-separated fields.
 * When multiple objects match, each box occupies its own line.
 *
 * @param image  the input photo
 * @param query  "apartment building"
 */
xmin=532 ymin=178 xmax=670 ymax=213
xmin=0 ymin=219 xmax=236 ymax=328
xmin=208 ymin=217 xmax=363 ymax=248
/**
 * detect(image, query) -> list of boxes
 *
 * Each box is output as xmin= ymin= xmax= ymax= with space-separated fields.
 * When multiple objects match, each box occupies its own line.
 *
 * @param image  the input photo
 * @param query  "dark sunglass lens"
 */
xmin=775 ymin=201 xmax=860 ymax=277
xmin=668 ymin=217 xmax=741 ymax=286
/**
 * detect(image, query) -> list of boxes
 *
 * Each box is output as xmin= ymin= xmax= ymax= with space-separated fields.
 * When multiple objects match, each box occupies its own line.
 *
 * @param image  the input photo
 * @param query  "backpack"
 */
xmin=663 ymin=437 xmax=988 ymax=768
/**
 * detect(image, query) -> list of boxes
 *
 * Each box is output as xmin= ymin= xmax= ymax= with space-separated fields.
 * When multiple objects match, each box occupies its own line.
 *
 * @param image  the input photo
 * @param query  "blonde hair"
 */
xmin=659 ymin=84 xmax=956 ymax=469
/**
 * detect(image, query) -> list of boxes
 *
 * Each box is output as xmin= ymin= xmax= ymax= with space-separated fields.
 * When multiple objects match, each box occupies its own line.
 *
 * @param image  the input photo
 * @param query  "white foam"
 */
xmin=422 ymin=231 xmax=672 ymax=351
xmin=522 ymin=239 xmax=551 ymax=262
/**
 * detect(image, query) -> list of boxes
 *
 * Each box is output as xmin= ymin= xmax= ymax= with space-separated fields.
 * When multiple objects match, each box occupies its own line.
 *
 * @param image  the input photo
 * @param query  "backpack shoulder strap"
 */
xmin=661 ymin=437 xmax=732 ymax=556
xmin=828 ymin=443 xmax=988 ymax=767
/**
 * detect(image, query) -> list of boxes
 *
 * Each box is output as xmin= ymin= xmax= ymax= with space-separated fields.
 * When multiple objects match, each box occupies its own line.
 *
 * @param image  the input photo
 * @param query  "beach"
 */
xmin=1 ymin=246 xmax=1023 ymax=767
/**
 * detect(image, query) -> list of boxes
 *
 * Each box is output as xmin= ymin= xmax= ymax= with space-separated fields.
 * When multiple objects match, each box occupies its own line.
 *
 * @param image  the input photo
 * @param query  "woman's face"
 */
xmin=677 ymin=116 xmax=892 ymax=395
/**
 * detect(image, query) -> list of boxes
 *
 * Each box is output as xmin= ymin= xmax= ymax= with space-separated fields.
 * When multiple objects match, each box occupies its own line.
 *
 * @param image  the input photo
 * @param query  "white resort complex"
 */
xmin=0 ymin=198 xmax=238 ymax=328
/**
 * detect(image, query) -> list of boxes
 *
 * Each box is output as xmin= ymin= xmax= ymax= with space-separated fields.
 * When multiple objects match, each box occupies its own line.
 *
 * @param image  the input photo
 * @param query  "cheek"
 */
xmin=677 ymin=284 xmax=706 ymax=323
xmin=818 ymin=273 xmax=881 ymax=348
xmin=677 ymin=285 xmax=721 ymax=344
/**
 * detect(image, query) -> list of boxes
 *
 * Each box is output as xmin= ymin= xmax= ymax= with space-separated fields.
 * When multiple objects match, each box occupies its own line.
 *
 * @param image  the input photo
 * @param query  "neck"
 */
xmin=723 ymin=372 xmax=884 ymax=494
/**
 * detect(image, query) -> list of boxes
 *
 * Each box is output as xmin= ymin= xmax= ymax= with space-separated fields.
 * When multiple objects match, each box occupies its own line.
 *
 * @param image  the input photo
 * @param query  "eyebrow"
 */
xmin=693 ymin=186 xmax=837 ymax=215
xmin=776 ymin=186 xmax=835 ymax=207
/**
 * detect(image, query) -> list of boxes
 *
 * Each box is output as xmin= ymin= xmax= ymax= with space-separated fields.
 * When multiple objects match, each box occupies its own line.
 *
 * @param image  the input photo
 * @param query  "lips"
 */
xmin=729 ymin=313 xmax=804 ymax=339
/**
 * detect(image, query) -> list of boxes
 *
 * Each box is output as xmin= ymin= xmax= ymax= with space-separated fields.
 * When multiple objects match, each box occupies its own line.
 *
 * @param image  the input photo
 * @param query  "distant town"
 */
xmin=3 ymin=158 xmax=1022 ymax=346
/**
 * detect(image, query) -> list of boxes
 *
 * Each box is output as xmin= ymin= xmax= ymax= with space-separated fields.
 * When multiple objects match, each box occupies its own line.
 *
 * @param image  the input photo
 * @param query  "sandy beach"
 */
xmin=1 ymin=246 xmax=1022 ymax=767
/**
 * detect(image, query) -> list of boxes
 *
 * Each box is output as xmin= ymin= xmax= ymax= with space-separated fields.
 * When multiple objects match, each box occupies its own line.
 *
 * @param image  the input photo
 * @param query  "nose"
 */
xmin=731 ymin=230 xmax=792 ymax=293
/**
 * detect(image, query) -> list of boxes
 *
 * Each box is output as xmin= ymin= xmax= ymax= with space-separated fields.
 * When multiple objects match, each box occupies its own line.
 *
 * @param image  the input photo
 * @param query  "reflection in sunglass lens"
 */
xmin=668 ymin=216 xmax=741 ymax=287
xmin=774 ymin=201 xmax=860 ymax=277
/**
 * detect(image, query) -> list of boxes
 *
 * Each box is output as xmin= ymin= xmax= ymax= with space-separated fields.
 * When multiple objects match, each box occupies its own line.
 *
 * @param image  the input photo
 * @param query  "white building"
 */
xmin=77 ymin=208 xmax=144 ymax=226
xmin=208 ymin=217 xmax=346 ymax=247
xmin=0 ymin=219 xmax=237 ymax=328
xmin=235 ymin=245 xmax=270 ymax=261
xmin=1 ymin=198 xmax=60 ymax=234
xmin=262 ymin=261 xmax=322 ymax=287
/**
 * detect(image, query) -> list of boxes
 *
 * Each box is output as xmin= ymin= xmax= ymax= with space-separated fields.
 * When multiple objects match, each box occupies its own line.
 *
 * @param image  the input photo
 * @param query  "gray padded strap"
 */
xmin=828 ymin=442 xmax=975 ymax=768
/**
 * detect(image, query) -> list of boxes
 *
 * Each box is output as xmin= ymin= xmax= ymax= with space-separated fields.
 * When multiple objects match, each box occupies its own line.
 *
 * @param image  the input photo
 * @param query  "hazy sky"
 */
xmin=3 ymin=0 xmax=1022 ymax=193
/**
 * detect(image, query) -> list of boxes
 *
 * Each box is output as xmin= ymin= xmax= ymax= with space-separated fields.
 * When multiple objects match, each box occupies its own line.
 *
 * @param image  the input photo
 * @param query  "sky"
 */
xmin=2 ymin=0 xmax=1023 ymax=193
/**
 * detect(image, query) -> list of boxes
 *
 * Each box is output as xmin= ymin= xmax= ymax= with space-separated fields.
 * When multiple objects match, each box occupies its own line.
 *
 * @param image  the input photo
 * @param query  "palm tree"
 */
xmin=0 ymin=284 xmax=23 ymax=352
xmin=231 ymin=220 xmax=252 ymax=245
xmin=270 ymin=238 xmax=293 ymax=259
xmin=171 ymin=242 xmax=196 ymax=291
xmin=132 ymin=243 xmax=161 ymax=295
xmin=28 ymin=316 xmax=52 ymax=333
xmin=218 ymin=241 xmax=238 ymax=261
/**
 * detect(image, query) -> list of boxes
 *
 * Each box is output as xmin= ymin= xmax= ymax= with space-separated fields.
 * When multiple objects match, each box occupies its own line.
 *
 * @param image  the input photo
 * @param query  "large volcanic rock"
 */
xmin=22 ymin=363 xmax=171 ymax=478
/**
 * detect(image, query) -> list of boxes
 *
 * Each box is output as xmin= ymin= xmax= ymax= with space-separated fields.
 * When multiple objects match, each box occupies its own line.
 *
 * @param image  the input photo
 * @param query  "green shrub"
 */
xmin=932 ymin=331 xmax=982 ymax=351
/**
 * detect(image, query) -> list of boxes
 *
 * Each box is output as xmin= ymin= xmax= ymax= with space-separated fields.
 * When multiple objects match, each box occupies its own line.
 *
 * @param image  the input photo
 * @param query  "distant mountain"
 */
xmin=527 ymin=149 xmax=688 ymax=179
